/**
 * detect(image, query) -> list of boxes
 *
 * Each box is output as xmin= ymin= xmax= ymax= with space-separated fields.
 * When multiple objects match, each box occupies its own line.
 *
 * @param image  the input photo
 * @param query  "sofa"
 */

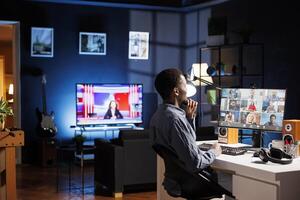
xmin=94 ymin=129 xmax=156 ymax=196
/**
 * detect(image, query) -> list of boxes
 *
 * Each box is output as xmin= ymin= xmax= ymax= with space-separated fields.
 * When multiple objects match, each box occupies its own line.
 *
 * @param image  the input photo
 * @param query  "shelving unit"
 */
xmin=198 ymin=43 xmax=264 ymax=127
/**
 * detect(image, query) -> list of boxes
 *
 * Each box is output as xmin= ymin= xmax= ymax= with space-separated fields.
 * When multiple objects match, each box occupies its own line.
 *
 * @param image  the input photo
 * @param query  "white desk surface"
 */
xmin=197 ymin=140 xmax=300 ymax=181
xmin=158 ymin=140 xmax=300 ymax=200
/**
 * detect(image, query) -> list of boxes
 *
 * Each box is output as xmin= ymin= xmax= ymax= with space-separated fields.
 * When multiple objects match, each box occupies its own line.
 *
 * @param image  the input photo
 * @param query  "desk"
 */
xmin=157 ymin=141 xmax=300 ymax=200
xmin=0 ymin=130 xmax=24 ymax=200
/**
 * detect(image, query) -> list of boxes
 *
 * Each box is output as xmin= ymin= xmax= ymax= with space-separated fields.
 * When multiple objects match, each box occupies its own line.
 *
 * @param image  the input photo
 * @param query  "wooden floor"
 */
xmin=16 ymin=164 xmax=157 ymax=200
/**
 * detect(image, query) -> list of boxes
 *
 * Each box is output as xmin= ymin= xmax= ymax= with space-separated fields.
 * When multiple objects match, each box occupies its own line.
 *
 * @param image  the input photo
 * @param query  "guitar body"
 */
xmin=36 ymin=75 xmax=57 ymax=138
xmin=36 ymin=109 xmax=57 ymax=137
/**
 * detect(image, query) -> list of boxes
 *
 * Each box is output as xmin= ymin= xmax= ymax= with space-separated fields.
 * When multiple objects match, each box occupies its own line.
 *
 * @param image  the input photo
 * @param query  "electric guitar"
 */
xmin=36 ymin=75 xmax=57 ymax=137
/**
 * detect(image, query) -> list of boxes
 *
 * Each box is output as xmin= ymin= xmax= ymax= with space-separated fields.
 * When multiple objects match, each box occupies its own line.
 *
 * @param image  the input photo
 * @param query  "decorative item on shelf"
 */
xmin=207 ymin=62 xmax=225 ymax=76
xmin=207 ymin=16 xmax=227 ymax=46
xmin=206 ymin=65 xmax=217 ymax=76
xmin=207 ymin=89 xmax=217 ymax=105
xmin=73 ymin=134 xmax=87 ymax=152
xmin=0 ymin=97 xmax=13 ymax=130
xmin=215 ymin=62 xmax=225 ymax=76
xmin=232 ymin=25 xmax=254 ymax=44
xmin=231 ymin=65 xmax=237 ymax=75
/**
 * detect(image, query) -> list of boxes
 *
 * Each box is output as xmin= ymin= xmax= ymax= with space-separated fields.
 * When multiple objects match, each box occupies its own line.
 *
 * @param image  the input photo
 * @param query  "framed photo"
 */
xmin=128 ymin=31 xmax=149 ymax=60
xmin=31 ymin=27 xmax=54 ymax=57
xmin=79 ymin=32 xmax=106 ymax=55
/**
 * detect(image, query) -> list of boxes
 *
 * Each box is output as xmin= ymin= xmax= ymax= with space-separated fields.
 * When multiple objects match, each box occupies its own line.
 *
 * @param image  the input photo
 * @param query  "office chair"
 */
xmin=153 ymin=144 xmax=235 ymax=200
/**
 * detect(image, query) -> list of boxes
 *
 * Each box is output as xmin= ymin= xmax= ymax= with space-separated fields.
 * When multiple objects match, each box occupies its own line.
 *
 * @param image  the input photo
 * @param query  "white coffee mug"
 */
xmin=268 ymin=140 xmax=284 ymax=150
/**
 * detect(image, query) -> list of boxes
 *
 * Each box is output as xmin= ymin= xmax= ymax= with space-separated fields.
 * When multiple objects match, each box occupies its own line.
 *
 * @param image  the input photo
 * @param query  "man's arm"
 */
xmin=170 ymin=119 xmax=217 ymax=172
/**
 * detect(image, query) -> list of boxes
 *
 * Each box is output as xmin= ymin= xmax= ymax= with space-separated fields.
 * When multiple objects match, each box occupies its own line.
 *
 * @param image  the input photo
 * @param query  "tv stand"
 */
xmin=72 ymin=124 xmax=143 ymax=141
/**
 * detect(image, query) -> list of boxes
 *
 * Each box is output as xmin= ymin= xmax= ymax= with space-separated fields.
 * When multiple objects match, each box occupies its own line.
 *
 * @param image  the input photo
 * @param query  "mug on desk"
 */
xmin=284 ymin=142 xmax=299 ymax=158
xmin=268 ymin=140 xmax=284 ymax=150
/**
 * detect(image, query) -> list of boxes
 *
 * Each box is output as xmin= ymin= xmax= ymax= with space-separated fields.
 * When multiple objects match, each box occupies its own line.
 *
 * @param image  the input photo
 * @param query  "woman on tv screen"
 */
xmin=104 ymin=100 xmax=123 ymax=120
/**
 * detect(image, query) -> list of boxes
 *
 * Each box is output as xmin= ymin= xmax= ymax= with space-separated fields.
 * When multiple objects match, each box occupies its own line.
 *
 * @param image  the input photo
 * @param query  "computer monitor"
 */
xmin=76 ymin=83 xmax=143 ymax=126
xmin=219 ymin=88 xmax=286 ymax=131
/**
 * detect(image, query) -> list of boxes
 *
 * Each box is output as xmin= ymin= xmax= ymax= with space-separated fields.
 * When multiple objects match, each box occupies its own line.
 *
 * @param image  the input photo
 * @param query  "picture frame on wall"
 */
xmin=31 ymin=27 xmax=54 ymax=57
xmin=79 ymin=32 xmax=106 ymax=55
xmin=128 ymin=31 xmax=149 ymax=60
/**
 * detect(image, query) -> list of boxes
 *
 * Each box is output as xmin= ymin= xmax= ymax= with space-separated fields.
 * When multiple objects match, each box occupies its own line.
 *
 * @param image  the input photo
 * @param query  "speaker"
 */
xmin=257 ymin=148 xmax=293 ymax=164
xmin=218 ymin=127 xmax=238 ymax=144
xmin=282 ymin=120 xmax=300 ymax=141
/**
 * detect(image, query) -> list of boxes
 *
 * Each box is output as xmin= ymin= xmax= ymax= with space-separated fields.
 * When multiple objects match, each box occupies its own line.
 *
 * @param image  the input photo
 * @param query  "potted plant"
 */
xmin=73 ymin=134 xmax=86 ymax=152
xmin=0 ymin=97 xmax=13 ymax=130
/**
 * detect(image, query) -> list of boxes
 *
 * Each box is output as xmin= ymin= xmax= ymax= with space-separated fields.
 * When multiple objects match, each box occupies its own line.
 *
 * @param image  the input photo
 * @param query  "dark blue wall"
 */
xmin=20 ymin=3 xmax=132 ymax=142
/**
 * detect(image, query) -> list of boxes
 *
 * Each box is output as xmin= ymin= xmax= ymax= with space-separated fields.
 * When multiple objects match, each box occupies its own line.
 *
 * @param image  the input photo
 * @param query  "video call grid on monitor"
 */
xmin=219 ymin=88 xmax=286 ymax=131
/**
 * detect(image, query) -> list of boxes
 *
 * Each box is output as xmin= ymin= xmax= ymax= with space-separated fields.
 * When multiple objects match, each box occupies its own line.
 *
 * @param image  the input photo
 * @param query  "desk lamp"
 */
xmin=187 ymin=63 xmax=221 ymax=97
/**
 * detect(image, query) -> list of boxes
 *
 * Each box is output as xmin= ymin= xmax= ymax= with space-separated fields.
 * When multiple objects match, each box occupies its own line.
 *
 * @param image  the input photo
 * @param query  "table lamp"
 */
xmin=186 ymin=63 xmax=221 ymax=97
xmin=190 ymin=63 xmax=213 ymax=87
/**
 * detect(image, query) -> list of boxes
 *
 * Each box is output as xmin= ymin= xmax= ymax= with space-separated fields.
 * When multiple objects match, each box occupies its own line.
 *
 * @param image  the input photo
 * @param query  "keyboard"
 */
xmin=198 ymin=143 xmax=247 ymax=156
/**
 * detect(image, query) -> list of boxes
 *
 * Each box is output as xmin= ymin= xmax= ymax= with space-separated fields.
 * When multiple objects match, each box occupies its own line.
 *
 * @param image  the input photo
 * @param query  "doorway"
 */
xmin=0 ymin=20 xmax=21 ymax=163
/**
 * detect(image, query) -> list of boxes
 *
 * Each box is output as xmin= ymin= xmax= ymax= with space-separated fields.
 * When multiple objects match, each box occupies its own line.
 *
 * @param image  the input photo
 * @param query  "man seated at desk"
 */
xmin=150 ymin=68 xmax=222 ymax=184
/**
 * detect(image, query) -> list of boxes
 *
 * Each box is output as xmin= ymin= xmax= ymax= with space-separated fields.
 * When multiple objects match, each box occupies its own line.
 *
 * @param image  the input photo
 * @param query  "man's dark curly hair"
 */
xmin=154 ymin=68 xmax=184 ymax=100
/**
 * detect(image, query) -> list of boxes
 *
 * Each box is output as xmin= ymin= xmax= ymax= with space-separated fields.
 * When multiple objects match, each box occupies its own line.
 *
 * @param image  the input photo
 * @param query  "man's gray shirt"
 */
xmin=150 ymin=103 xmax=216 ymax=172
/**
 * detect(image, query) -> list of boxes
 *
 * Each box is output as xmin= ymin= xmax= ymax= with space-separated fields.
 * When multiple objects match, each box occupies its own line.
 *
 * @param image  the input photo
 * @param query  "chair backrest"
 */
xmin=153 ymin=144 xmax=235 ymax=200
xmin=119 ymin=129 xmax=150 ymax=140
xmin=110 ymin=129 xmax=150 ymax=145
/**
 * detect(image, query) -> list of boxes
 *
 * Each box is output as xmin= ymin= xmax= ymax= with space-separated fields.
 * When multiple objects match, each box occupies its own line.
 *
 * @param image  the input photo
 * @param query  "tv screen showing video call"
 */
xmin=76 ymin=83 xmax=143 ymax=126
xmin=219 ymin=88 xmax=286 ymax=131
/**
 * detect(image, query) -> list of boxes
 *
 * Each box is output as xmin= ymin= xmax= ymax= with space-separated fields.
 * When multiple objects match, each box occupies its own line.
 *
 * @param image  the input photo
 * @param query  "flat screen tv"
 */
xmin=219 ymin=88 xmax=286 ymax=131
xmin=76 ymin=83 xmax=143 ymax=126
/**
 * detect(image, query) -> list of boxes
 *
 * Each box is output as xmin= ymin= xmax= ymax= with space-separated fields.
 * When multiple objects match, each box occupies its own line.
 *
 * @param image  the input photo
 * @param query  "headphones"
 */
xmin=257 ymin=148 xmax=293 ymax=164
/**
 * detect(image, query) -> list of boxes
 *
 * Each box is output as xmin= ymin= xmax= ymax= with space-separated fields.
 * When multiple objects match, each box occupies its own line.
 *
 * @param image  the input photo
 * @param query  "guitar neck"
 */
xmin=42 ymin=82 xmax=47 ymax=114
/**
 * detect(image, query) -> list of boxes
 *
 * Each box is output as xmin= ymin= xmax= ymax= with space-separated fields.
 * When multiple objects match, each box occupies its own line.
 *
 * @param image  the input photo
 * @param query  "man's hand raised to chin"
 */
xmin=185 ymin=99 xmax=198 ymax=119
